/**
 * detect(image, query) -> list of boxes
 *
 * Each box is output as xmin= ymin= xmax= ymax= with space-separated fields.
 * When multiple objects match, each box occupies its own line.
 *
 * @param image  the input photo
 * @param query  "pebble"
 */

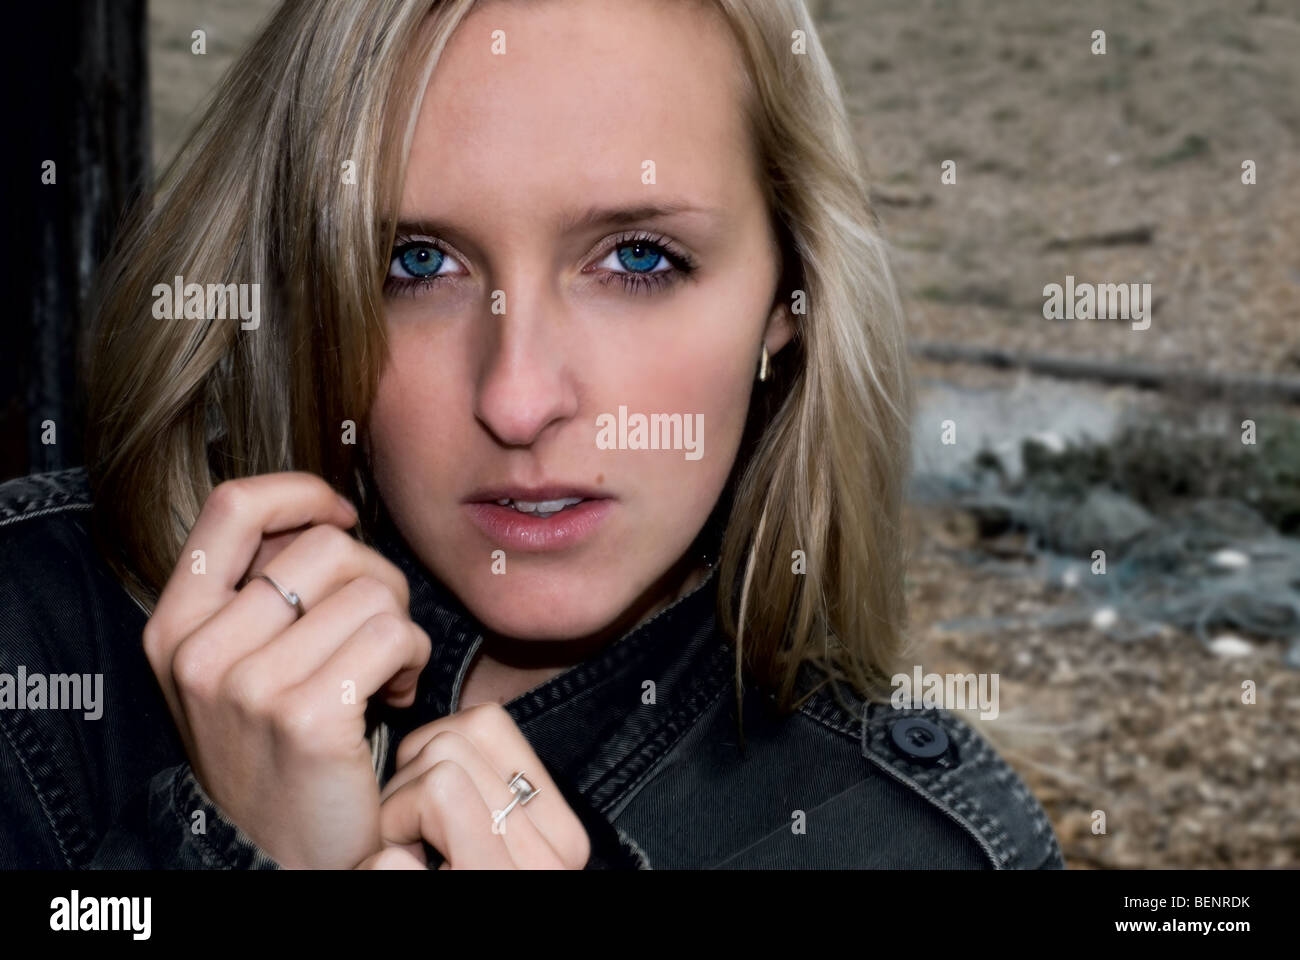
xmin=1208 ymin=635 xmax=1255 ymax=658
xmin=1209 ymin=549 xmax=1251 ymax=570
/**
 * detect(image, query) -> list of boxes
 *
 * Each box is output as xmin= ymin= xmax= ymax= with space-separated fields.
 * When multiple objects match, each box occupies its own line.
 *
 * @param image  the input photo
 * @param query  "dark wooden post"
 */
xmin=5 ymin=0 xmax=149 ymax=481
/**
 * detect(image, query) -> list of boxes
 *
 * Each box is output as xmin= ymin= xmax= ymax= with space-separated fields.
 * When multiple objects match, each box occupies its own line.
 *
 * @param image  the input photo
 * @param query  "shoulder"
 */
xmin=0 ymin=466 xmax=145 ymax=639
xmin=793 ymin=680 xmax=1065 ymax=869
xmin=0 ymin=468 xmax=175 ymax=868
xmin=617 ymin=658 xmax=1066 ymax=869
xmin=0 ymin=467 xmax=121 ymax=612
xmin=0 ymin=467 xmax=99 ymax=595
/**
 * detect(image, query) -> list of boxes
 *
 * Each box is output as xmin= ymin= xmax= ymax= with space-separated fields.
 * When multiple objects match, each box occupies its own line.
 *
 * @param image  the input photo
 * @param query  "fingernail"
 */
xmin=337 ymin=493 xmax=358 ymax=517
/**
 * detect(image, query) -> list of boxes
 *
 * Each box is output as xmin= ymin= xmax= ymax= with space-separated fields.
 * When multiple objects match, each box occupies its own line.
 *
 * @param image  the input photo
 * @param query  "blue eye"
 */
xmin=384 ymin=239 xmax=465 ymax=297
xmin=590 ymin=232 xmax=697 ymax=295
xmin=614 ymin=242 xmax=666 ymax=273
xmin=393 ymin=243 xmax=445 ymax=278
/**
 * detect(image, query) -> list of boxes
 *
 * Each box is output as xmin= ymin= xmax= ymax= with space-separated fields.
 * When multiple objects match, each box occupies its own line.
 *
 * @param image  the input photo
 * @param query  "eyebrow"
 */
xmin=557 ymin=200 xmax=722 ymax=233
xmin=392 ymin=200 xmax=722 ymax=243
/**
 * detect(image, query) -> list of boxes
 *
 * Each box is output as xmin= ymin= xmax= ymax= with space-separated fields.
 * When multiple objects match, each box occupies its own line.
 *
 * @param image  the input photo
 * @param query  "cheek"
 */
xmin=602 ymin=296 xmax=759 ymax=509
xmin=663 ymin=282 xmax=765 ymax=431
xmin=365 ymin=375 xmax=410 ymax=512
xmin=366 ymin=335 xmax=460 ymax=499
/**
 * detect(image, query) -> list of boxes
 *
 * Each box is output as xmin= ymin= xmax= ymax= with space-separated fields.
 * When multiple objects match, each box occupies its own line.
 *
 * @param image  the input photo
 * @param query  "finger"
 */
xmin=232 ymin=576 xmax=416 ymax=698
xmin=146 ymin=474 xmax=356 ymax=671
xmin=242 ymin=526 xmax=304 ymax=577
xmin=168 ymin=525 xmax=411 ymax=709
xmin=159 ymin=473 xmax=357 ymax=624
xmin=394 ymin=704 xmax=589 ymax=869
xmin=355 ymin=847 xmax=427 ymax=870
xmin=288 ymin=612 xmax=432 ymax=717
xmin=380 ymin=761 xmax=517 ymax=869
xmin=382 ymin=731 xmax=563 ymax=869
xmin=213 ymin=523 xmax=409 ymax=661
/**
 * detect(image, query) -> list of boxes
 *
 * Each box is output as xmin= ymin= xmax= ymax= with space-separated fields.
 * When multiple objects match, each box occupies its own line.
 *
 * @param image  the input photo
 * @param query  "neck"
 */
xmin=458 ymin=554 xmax=712 ymax=708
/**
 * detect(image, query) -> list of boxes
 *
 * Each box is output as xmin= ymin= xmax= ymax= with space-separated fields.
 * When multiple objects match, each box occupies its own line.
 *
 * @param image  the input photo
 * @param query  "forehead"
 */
xmin=403 ymin=0 xmax=754 ymax=217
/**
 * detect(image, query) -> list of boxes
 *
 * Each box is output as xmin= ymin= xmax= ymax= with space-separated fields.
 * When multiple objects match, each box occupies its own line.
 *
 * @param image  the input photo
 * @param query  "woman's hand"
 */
xmin=355 ymin=703 xmax=591 ymax=870
xmin=142 ymin=472 xmax=431 ymax=870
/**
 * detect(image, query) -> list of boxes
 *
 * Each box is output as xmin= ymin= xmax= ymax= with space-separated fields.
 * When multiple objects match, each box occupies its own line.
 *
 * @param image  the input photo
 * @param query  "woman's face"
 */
xmin=369 ymin=0 xmax=792 ymax=641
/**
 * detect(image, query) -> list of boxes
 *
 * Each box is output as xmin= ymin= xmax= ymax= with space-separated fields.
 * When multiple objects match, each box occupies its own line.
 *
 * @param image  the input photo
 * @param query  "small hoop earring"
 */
xmin=757 ymin=344 xmax=770 ymax=382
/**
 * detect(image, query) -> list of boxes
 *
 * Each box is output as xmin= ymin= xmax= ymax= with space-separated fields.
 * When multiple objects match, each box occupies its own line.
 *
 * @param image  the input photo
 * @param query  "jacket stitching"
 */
xmin=903 ymin=718 xmax=1021 ymax=865
xmin=0 ymin=470 xmax=113 ymax=867
xmin=615 ymin=828 xmax=653 ymax=870
xmin=169 ymin=771 xmax=225 ymax=869
xmin=1010 ymin=770 xmax=1064 ymax=864
xmin=594 ymin=669 xmax=728 ymax=814
xmin=964 ymin=720 xmax=1058 ymax=864
xmin=863 ymin=715 xmax=1013 ymax=868
xmin=0 ymin=502 xmax=92 ymax=529
xmin=591 ymin=647 xmax=732 ymax=816
xmin=0 ymin=705 xmax=80 ymax=867
xmin=0 ymin=468 xmax=92 ymax=528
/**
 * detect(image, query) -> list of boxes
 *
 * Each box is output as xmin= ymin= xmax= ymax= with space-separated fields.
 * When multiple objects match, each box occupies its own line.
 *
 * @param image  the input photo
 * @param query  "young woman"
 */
xmin=0 ymin=0 xmax=1063 ymax=869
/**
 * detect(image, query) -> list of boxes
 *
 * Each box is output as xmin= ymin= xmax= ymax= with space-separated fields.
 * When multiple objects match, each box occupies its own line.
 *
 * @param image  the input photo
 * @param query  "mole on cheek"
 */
xmin=595 ymin=473 xmax=604 ymax=485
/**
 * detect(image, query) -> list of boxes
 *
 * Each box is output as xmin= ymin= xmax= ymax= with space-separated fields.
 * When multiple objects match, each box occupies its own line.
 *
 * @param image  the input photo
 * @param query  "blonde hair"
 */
xmin=87 ymin=0 xmax=912 ymax=721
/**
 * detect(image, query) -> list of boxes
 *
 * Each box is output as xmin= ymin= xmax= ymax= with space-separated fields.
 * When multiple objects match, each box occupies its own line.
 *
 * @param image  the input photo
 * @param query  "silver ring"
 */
xmin=492 ymin=771 xmax=541 ymax=826
xmin=244 ymin=570 xmax=306 ymax=619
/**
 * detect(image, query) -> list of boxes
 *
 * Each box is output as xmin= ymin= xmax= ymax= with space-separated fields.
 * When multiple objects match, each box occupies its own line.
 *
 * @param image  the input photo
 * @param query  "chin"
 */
xmin=452 ymin=567 xmax=635 ymax=642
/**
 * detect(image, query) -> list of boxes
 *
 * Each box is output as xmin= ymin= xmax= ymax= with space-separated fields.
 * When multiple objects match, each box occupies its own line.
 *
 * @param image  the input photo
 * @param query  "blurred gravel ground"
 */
xmin=818 ymin=0 xmax=1300 ymax=377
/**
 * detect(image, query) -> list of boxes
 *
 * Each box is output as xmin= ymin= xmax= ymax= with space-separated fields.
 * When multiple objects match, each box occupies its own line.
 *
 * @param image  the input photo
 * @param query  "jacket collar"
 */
xmin=369 ymin=509 xmax=733 ymax=815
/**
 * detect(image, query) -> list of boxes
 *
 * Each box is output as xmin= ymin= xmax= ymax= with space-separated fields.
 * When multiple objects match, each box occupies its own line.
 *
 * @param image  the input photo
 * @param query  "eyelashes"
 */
xmin=384 ymin=237 xmax=464 ymax=298
xmin=586 ymin=231 xmax=698 ymax=296
xmin=382 ymin=229 xmax=698 ymax=299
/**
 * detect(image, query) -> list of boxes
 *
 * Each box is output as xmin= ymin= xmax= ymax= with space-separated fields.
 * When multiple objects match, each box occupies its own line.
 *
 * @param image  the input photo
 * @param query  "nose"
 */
xmin=472 ymin=277 xmax=580 ymax=448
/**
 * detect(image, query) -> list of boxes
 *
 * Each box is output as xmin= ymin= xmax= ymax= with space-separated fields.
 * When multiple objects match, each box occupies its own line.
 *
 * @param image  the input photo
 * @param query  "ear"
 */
xmin=762 ymin=300 xmax=796 ymax=358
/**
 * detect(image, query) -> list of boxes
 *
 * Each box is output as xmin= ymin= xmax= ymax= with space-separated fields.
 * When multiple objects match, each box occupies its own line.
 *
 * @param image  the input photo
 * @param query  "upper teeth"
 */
xmin=495 ymin=497 xmax=585 ymax=515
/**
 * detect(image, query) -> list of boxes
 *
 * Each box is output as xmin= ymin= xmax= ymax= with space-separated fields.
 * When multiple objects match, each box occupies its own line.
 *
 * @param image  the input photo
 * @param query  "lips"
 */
xmin=463 ymin=483 xmax=614 ymax=552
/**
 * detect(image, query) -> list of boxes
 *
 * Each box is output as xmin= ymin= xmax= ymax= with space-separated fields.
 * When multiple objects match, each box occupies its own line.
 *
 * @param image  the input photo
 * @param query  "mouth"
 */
xmin=465 ymin=485 xmax=611 ymax=512
xmin=463 ymin=485 xmax=614 ymax=551
xmin=486 ymin=496 xmax=590 ymax=519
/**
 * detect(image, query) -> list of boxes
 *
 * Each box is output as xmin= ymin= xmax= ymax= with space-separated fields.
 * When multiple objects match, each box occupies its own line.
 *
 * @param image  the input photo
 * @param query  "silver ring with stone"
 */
xmin=492 ymin=771 xmax=541 ymax=826
xmin=244 ymin=570 xmax=306 ymax=619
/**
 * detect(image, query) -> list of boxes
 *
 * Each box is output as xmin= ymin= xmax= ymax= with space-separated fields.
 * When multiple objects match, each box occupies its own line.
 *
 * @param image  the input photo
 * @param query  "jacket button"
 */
xmin=889 ymin=717 xmax=949 ymax=761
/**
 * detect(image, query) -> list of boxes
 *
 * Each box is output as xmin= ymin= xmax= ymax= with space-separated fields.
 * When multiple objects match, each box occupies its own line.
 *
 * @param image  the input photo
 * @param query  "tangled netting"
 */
xmin=911 ymin=425 xmax=1300 ymax=667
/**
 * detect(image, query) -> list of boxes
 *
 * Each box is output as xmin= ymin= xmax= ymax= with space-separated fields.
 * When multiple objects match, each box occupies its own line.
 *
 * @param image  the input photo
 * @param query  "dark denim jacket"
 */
xmin=0 ymin=469 xmax=1065 ymax=869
